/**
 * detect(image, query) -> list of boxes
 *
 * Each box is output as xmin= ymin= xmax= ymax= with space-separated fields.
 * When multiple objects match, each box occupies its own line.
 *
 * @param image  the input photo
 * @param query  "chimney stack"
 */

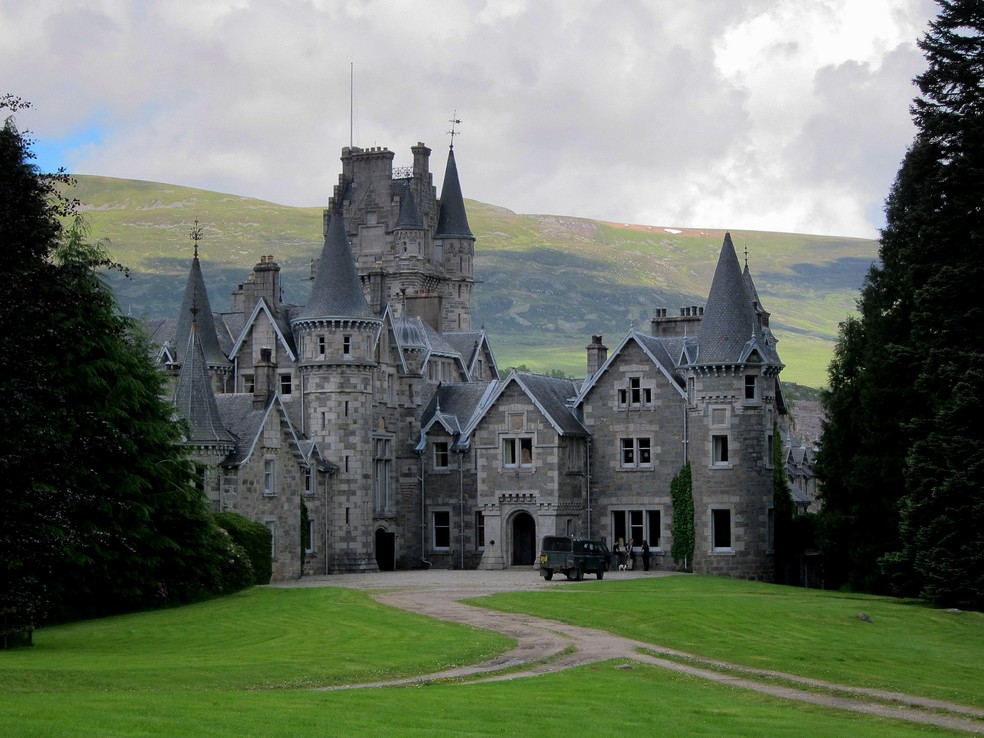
xmin=586 ymin=335 xmax=608 ymax=377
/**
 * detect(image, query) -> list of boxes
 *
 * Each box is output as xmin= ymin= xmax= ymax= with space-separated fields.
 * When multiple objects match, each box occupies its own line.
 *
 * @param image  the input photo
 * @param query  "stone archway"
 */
xmin=375 ymin=528 xmax=395 ymax=571
xmin=511 ymin=512 xmax=537 ymax=566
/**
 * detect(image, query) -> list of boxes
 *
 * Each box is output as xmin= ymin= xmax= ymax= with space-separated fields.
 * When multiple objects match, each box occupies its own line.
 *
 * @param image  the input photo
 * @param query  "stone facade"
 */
xmin=160 ymin=137 xmax=807 ymax=583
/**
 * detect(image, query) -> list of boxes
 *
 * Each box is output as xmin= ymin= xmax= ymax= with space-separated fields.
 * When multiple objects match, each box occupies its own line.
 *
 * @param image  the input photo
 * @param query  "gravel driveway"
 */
xmin=275 ymin=568 xmax=984 ymax=733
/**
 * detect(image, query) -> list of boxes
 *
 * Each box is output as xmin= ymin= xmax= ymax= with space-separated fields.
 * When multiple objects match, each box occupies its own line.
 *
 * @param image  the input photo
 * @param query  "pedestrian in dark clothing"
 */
xmin=641 ymin=540 xmax=651 ymax=571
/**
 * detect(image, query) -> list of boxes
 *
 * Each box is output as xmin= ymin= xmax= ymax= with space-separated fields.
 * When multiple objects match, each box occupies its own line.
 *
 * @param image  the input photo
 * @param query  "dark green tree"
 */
xmin=772 ymin=422 xmax=795 ymax=584
xmin=818 ymin=1 xmax=984 ymax=608
xmin=670 ymin=463 xmax=693 ymax=570
xmin=1 ymin=98 xmax=241 ymax=630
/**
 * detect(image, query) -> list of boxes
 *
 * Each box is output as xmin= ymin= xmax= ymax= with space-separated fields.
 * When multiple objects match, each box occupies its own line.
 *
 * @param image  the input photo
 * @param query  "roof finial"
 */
xmin=190 ymin=219 xmax=203 ymax=259
xmin=447 ymin=110 xmax=461 ymax=149
xmin=744 ymin=244 xmax=749 ymax=269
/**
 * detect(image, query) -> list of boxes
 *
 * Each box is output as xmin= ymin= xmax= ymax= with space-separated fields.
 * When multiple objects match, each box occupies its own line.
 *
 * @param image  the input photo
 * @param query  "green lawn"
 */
xmin=471 ymin=575 xmax=984 ymax=709
xmin=0 ymin=578 xmax=978 ymax=737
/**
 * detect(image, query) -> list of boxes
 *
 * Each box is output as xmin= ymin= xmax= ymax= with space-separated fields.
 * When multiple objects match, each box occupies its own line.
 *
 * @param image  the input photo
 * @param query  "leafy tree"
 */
xmin=818 ymin=1 xmax=984 ymax=608
xmin=670 ymin=463 xmax=693 ymax=569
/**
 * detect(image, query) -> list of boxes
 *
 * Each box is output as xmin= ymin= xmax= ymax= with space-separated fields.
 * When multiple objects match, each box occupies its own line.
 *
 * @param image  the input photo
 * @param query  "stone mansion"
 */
xmin=155 ymin=139 xmax=812 ymax=582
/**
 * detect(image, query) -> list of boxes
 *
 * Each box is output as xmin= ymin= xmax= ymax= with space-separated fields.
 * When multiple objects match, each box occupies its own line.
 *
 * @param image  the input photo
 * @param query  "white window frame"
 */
xmin=263 ymin=458 xmax=276 ymax=496
xmin=712 ymin=434 xmax=730 ymax=467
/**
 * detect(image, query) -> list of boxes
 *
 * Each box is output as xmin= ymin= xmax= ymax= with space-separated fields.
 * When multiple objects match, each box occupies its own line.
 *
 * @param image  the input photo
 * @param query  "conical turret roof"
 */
xmin=434 ymin=147 xmax=473 ymax=239
xmin=696 ymin=233 xmax=760 ymax=364
xmin=174 ymin=254 xmax=229 ymax=368
xmin=173 ymin=312 xmax=235 ymax=446
xmin=294 ymin=211 xmax=374 ymax=321
xmin=395 ymin=182 xmax=424 ymax=229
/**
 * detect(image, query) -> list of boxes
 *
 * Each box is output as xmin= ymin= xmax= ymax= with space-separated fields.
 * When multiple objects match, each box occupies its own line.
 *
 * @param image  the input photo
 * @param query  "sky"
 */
xmin=4 ymin=0 xmax=938 ymax=239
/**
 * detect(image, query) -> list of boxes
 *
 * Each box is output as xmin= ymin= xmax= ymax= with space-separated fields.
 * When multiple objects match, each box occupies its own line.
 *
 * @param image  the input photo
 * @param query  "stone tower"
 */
xmin=325 ymin=142 xmax=474 ymax=333
xmin=291 ymin=211 xmax=382 ymax=572
xmin=686 ymin=233 xmax=783 ymax=579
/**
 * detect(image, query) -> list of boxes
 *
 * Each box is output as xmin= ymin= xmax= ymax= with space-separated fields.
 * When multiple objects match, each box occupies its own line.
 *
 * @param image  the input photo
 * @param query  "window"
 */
xmin=243 ymin=374 xmax=255 ymax=393
xmin=688 ymin=377 xmax=696 ymax=405
xmin=712 ymin=508 xmax=732 ymax=550
xmin=265 ymin=520 xmax=276 ymax=558
xmin=263 ymin=459 xmax=275 ymax=495
xmin=374 ymin=437 xmax=392 ymax=512
xmin=612 ymin=509 xmax=662 ymax=548
xmin=475 ymin=511 xmax=485 ymax=550
xmin=279 ymin=373 xmax=292 ymax=395
xmin=712 ymin=434 xmax=729 ymax=466
xmin=503 ymin=437 xmax=533 ymax=467
xmin=317 ymin=335 xmax=326 ymax=358
xmin=630 ymin=377 xmax=641 ymax=404
xmin=745 ymin=374 xmax=758 ymax=401
xmin=620 ymin=437 xmax=652 ymax=468
xmin=343 ymin=335 xmax=352 ymax=355
xmin=304 ymin=467 xmax=314 ymax=495
xmin=434 ymin=242 xmax=443 ymax=262
xmin=433 ymin=441 xmax=449 ymax=470
xmin=303 ymin=518 xmax=315 ymax=554
xmin=433 ymin=510 xmax=450 ymax=549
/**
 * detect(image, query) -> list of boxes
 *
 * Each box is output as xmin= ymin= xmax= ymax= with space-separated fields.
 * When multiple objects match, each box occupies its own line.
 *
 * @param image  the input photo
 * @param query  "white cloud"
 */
xmin=3 ymin=0 xmax=939 ymax=238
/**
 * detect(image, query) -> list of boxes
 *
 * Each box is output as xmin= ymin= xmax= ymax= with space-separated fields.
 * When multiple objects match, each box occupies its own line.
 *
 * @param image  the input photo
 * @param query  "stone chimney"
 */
xmin=586 ymin=335 xmax=608 ymax=377
xmin=651 ymin=305 xmax=704 ymax=337
xmin=254 ymin=347 xmax=275 ymax=409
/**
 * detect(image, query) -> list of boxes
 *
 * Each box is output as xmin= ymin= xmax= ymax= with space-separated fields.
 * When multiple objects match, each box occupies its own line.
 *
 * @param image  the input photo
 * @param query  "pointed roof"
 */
xmin=173 ymin=255 xmax=230 ymax=368
xmin=695 ymin=233 xmax=762 ymax=364
xmin=395 ymin=182 xmax=424 ymax=229
xmin=173 ymin=314 xmax=235 ymax=447
xmin=434 ymin=147 xmax=473 ymax=239
xmin=294 ymin=211 xmax=375 ymax=322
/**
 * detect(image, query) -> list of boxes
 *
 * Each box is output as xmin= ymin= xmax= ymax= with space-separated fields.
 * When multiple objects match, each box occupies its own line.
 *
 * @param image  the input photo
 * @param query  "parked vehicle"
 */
xmin=538 ymin=536 xmax=609 ymax=581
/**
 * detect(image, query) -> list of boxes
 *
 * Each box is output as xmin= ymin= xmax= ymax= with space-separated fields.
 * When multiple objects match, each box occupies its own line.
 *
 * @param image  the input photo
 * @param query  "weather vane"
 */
xmin=190 ymin=220 xmax=203 ymax=259
xmin=448 ymin=111 xmax=461 ymax=149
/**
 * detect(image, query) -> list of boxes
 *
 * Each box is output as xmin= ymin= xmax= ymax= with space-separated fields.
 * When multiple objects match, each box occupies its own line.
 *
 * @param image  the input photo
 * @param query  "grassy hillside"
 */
xmin=69 ymin=176 xmax=878 ymax=387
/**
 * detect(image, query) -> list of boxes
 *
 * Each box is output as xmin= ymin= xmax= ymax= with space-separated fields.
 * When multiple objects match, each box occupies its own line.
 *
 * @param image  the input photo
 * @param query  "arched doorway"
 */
xmin=375 ymin=528 xmax=395 ymax=571
xmin=511 ymin=512 xmax=536 ymax=566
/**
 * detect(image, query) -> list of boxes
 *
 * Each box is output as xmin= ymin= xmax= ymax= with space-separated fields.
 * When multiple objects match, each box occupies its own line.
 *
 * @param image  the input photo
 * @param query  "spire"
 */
xmin=173 ymin=231 xmax=229 ymax=369
xmin=434 ymin=146 xmax=473 ymax=239
xmin=696 ymin=233 xmax=760 ymax=364
xmin=173 ymin=310 xmax=235 ymax=446
xmin=294 ymin=210 xmax=374 ymax=321
xmin=395 ymin=183 xmax=423 ymax=229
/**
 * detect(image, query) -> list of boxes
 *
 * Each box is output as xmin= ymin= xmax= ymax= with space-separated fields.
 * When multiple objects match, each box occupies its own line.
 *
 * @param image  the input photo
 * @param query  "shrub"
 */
xmin=212 ymin=513 xmax=272 ymax=585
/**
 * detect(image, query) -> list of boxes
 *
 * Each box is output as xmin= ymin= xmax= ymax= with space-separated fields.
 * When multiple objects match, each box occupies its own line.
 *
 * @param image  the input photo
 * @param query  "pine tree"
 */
xmin=818 ymin=1 xmax=984 ymax=608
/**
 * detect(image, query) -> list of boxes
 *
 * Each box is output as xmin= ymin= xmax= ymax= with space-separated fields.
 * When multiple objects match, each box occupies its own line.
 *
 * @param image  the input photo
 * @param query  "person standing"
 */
xmin=641 ymin=540 xmax=651 ymax=571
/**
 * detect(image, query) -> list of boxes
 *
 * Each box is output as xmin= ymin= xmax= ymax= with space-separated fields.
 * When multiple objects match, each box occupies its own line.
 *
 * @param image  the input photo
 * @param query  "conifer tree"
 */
xmin=818 ymin=1 xmax=984 ymax=608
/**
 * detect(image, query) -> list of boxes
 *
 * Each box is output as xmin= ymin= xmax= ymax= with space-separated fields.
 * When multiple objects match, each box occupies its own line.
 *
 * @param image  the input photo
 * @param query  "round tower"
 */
xmin=292 ymin=211 xmax=381 ymax=573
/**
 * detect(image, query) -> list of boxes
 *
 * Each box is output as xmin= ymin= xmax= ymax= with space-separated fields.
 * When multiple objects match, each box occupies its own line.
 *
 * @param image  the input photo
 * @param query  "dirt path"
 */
xmin=277 ymin=569 xmax=984 ymax=734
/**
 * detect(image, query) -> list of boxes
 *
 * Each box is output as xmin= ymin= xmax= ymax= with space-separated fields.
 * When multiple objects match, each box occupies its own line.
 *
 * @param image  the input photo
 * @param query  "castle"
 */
xmin=156 ymin=139 xmax=813 ymax=582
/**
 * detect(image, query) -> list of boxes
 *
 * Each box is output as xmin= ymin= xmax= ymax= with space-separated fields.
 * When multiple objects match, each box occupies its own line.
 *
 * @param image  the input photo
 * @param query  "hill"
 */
xmin=70 ymin=175 xmax=877 ymax=388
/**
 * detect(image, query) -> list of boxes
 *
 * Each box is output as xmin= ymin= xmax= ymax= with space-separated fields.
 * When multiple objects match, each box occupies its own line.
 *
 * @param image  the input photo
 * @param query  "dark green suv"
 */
xmin=538 ymin=536 xmax=609 ymax=581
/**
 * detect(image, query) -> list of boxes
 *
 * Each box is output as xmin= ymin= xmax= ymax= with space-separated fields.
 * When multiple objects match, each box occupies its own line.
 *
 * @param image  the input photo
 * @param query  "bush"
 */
xmin=212 ymin=513 xmax=272 ymax=585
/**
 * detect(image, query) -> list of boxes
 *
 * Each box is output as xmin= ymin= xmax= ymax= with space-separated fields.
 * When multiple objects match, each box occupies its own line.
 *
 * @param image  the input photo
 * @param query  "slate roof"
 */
xmin=418 ymin=381 xmax=496 ymax=450
xmin=434 ymin=147 xmax=473 ymax=239
xmin=511 ymin=372 xmax=587 ymax=436
xmin=293 ymin=211 xmax=375 ymax=322
xmin=172 ymin=322 xmax=235 ymax=447
xmin=173 ymin=256 xmax=230 ymax=368
xmin=394 ymin=180 xmax=424 ymax=229
xmin=213 ymin=394 xmax=266 ymax=466
xmin=696 ymin=233 xmax=781 ymax=367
